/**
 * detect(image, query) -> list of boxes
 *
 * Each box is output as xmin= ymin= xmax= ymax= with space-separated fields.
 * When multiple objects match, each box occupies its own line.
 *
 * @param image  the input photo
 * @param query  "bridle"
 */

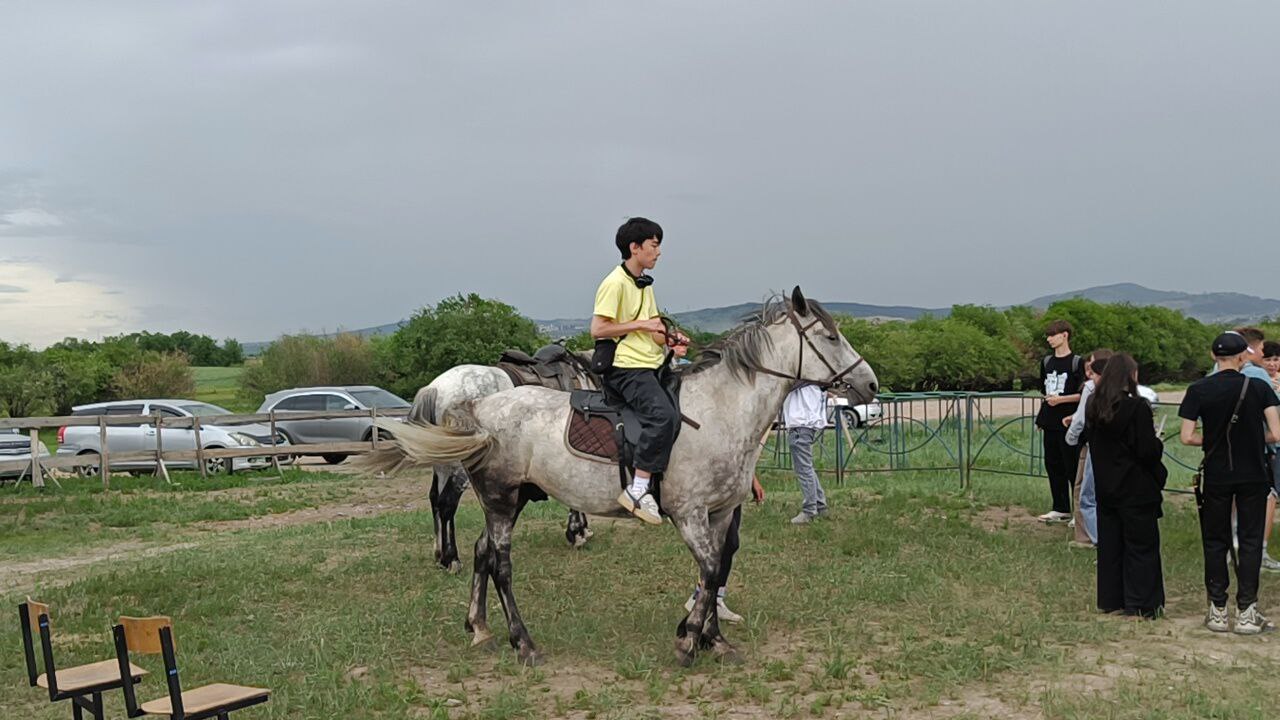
xmin=753 ymin=307 xmax=866 ymax=391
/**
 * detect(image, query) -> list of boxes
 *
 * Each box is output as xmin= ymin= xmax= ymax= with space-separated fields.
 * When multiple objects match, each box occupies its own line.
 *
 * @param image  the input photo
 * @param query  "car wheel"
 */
xmin=203 ymin=449 xmax=230 ymax=475
xmin=322 ymin=453 xmax=349 ymax=465
xmin=74 ymin=451 xmax=100 ymax=478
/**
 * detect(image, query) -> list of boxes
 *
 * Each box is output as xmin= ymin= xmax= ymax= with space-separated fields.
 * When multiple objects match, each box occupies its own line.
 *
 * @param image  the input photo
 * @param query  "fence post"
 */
xmin=99 ymin=416 xmax=110 ymax=489
xmin=154 ymin=413 xmax=172 ymax=484
xmin=269 ymin=411 xmax=284 ymax=478
xmin=193 ymin=416 xmax=207 ymax=479
xmin=370 ymin=407 xmax=378 ymax=449
xmin=28 ymin=429 xmax=44 ymax=488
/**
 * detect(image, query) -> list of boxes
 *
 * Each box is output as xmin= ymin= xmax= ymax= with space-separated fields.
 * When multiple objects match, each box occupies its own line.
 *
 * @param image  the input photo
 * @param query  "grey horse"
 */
xmin=409 ymin=359 xmax=594 ymax=573
xmin=355 ymin=288 xmax=878 ymax=666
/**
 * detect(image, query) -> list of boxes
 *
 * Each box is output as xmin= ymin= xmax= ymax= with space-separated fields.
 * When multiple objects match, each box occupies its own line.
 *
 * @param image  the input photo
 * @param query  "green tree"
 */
xmin=241 ymin=334 xmax=377 ymax=399
xmin=382 ymin=294 xmax=544 ymax=397
xmin=111 ymin=352 xmax=196 ymax=399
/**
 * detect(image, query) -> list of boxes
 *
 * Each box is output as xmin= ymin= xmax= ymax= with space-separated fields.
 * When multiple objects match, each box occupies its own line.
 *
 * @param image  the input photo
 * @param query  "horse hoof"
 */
xmin=447 ymin=560 xmax=462 ymax=575
xmin=518 ymin=648 xmax=543 ymax=667
xmin=711 ymin=641 xmax=743 ymax=665
xmin=674 ymin=638 xmax=696 ymax=668
xmin=471 ymin=632 xmax=496 ymax=651
xmin=572 ymin=534 xmax=590 ymax=549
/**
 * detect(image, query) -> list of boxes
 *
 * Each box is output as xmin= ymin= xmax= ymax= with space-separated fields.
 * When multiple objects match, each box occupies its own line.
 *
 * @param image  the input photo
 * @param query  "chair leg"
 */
xmin=73 ymin=700 xmax=84 ymax=720
xmin=92 ymin=692 xmax=104 ymax=720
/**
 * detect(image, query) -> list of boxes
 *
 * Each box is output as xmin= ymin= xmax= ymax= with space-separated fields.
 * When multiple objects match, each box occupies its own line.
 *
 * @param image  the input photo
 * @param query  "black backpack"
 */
xmin=1042 ymin=354 xmax=1081 ymax=376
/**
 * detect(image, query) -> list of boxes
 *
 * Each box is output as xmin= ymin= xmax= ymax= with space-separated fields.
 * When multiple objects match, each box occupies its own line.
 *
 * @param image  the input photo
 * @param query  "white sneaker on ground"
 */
xmin=683 ymin=594 xmax=745 ymax=624
xmin=1206 ymin=603 xmax=1230 ymax=633
xmin=1067 ymin=540 xmax=1096 ymax=550
xmin=617 ymin=490 xmax=662 ymax=525
xmin=1263 ymin=554 xmax=1280 ymax=572
xmin=1067 ymin=518 xmax=1076 ymax=529
xmin=1038 ymin=511 xmax=1071 ymax=524
xmin=790 ymin=512 xmax=814 ymax=525
xmin=1234 ymin=603 xmax=1272 ymax=635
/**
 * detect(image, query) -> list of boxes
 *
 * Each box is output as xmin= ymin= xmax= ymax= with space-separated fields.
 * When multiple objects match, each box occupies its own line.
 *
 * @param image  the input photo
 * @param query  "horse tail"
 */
xmin=409 ymin=385 xmax=440 ymax=425
xmin=348 ymin=405 xmax=494 ymax=477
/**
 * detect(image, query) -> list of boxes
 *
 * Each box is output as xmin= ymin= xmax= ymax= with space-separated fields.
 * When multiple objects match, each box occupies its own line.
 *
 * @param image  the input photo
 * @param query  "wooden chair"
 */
xmin=18 ymin=599 xmax=148 ymax=720
xmin=113 ymin=616 xmax=270 ymax=720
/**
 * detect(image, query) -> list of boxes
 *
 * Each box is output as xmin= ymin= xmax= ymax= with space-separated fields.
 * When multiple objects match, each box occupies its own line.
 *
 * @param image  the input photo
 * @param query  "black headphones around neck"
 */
xmin=620 ymin=263 xmax=654 ymax=289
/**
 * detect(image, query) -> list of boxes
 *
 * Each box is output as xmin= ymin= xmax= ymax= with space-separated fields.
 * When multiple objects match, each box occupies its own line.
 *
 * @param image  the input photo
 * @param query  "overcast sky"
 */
xmin=2 ymin=1 xmax=1278 ymax=347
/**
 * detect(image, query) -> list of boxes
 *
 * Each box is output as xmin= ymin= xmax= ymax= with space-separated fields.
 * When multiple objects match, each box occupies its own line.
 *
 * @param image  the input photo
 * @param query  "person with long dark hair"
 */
xmin=1086 ymin=353 xmax=1167 ymax=617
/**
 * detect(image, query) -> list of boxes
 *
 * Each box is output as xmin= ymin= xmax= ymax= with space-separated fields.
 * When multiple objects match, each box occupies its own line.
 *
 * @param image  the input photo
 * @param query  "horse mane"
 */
xmin=681 ymin=294 xmax=839 ymax=383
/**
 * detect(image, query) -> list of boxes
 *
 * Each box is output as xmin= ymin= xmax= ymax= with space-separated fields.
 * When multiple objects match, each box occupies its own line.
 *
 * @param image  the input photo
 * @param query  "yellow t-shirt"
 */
xmin=593 ymin=265 xmax=664 ymax=369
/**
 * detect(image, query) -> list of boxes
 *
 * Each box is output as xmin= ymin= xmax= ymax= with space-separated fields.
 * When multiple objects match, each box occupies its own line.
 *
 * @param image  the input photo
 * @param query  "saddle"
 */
xmin=497 ymin=344 xmax=593 ymax=392
xmin=564 ymin=366 xmax=697 ymax=491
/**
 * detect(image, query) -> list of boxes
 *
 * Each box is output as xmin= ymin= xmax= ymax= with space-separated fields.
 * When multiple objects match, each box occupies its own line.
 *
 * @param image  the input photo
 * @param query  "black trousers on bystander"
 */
xmin=1199 ymin=482 xmax=1270 ymax=609
xmin=1097 ymin=501 xmax=1164 ymax=616
xmin=1042 ymin=428 xmax=1079 ymax=514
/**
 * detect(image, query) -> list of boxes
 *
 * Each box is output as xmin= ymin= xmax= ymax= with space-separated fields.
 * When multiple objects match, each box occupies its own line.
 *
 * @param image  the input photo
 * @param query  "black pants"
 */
xmin=1199 ymin=482 xmax=1269 ymax=609
xmin=1042 ymin=428 xmax=1078 ymax=514
xmin=603 ymin=368 xmax=679 ymax=475
xmin=1097 ymin=502 xmax=1164 ymax=616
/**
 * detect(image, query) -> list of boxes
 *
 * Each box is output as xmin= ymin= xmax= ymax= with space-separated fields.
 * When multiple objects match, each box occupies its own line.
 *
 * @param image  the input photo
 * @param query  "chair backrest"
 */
xmin=114 ymin=616 xmax=180 ymax=719
xmin=119 ymin=616 xmax=172 ymax=655
xmin=18 ymin=598 xmax=50 ymax=687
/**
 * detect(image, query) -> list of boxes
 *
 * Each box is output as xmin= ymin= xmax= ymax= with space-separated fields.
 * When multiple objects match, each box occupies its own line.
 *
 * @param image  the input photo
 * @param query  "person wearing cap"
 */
xmin=1179 ymin=331 xmax=1280 ymax=634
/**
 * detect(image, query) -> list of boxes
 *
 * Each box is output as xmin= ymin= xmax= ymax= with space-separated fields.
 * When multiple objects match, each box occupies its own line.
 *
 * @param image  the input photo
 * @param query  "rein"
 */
xmin=753 ymin=308 xmax=865 ymax=391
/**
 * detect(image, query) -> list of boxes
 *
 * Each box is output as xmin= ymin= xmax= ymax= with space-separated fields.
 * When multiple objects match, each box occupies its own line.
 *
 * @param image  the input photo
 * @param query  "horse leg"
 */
xmin=565 ymin=509 xmax=592 ymax=548
xmin=464 ymin=528 xmax=496 ymax=649
xmin=701 ymin=506 xmax=743 ymax=663
xmin=429 ymin=469 xmax=444 ymax=566
xmin=670 ymin=509 xmax=726 ymax=667
xmin=435 ymin=465 xmax=468 ymax=573
xmin=491 ymin=493 xmax=541 ymax=666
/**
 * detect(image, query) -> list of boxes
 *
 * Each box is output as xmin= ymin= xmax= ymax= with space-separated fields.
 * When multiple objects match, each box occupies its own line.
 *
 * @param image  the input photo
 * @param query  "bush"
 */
xmin=111 ymin=352 xmax=196 ymax=399
xmin=381 ymin=294 xmax=544 ymax=397
xmin=240 ymin=334 xmax=376 ymax=398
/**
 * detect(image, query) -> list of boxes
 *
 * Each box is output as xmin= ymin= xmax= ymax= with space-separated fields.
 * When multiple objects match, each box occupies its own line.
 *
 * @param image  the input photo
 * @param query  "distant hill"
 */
xmin=242 ymin=283 xmax=1280 ymax=354
xmin=1026 ymin=283 xmax=1280 ymax=324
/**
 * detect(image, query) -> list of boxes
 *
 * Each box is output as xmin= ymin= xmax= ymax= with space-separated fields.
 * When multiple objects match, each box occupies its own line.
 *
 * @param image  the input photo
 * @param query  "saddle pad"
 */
xmin=565 ymin=411 xmax=620 ymax=464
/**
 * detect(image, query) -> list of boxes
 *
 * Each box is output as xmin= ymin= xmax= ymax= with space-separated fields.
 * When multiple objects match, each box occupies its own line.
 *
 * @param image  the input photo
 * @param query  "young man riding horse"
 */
xmin=590 ymin=217 xmax=689 ymax=524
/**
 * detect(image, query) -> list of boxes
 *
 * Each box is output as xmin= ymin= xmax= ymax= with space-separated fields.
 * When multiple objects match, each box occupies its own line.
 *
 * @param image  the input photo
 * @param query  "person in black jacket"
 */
xmin=1086 ymin=353 xmax=1167 ymax=618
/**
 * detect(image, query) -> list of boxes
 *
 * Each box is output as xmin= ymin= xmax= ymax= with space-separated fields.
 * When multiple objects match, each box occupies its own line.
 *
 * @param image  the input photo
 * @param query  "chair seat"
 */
xmin=37 ymin=659 xmax=147 ymax=692
xmin=141 ymin=683 xmax=270 ymax=715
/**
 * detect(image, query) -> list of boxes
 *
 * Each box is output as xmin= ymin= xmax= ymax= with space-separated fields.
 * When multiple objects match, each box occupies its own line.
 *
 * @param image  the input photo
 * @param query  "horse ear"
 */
xmin=791 ymin=286 xmax=809 ymax=316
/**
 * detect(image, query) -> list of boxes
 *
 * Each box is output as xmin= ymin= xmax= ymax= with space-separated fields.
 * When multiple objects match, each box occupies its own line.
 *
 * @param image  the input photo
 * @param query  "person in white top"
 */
xmin=784 ymin=384 xmax=829 ymax=524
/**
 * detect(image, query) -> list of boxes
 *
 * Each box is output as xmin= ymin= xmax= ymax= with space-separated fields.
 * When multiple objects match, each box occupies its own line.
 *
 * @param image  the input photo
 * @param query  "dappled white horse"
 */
xmin=356 ymin=289 xmax=878 ymax=666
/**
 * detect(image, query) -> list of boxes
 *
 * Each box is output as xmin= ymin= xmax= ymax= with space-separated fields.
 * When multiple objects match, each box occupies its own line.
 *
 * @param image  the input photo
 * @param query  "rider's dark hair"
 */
xmin=616 ymin=217 xmax=663 ymax=259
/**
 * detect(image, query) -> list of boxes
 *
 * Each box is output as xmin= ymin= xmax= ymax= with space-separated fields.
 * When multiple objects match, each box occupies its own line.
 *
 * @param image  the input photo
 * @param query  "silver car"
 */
xmin=256 ymin=386 xmax=409 ymax=464
xmin=0 ymin=428 xmax=52 ymax=481
xmin=57 ymin=400 xmax=287 ymax=476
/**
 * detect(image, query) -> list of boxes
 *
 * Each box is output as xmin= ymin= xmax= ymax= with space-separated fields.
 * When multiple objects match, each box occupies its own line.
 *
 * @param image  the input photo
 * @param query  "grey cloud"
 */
xmin=0 ymin=1 xmax=1278 ymax=344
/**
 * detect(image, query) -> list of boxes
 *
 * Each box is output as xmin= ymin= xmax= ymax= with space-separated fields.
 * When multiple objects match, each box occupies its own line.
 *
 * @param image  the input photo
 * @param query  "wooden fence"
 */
xmin=0 ymin=407 xmax=410 ymax=488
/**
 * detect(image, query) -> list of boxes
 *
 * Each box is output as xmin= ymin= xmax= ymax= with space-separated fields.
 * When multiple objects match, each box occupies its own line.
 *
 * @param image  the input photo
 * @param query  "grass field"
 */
xmin=192 ymin=365 xmax=254 ymax=413
xmin=5 ymin=464 xmax=1280 ymax=719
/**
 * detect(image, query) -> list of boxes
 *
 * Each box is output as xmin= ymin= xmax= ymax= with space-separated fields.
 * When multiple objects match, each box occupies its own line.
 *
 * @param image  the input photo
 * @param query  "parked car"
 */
xmin=56 ymin=400 xmax=288 ymax=476
xmin=256 ymin=386 xmax=410 ymax=464
xmin=827 ymin=397 xmax=882 ymax=428
xmin=0 ymin=428 xmax=52 ymax=482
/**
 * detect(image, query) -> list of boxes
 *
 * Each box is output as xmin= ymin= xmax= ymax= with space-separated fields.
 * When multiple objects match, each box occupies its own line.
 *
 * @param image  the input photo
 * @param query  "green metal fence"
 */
xmin=761 ymin=392 xmax=1201 ymax=493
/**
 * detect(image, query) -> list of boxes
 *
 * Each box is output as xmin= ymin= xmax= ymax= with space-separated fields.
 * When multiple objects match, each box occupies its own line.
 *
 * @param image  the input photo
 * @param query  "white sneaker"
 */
xmin=617 ymin=490 xmax=662 ymax=525
xmin=1206 ymin=603 xmax=1230 ymax=633
xmin=790 ymin=512 xmax=814 ymax=525
xmin=1235 ymin=604 xmax=1273 ymax=635
xmin=683 ymin=594 xmax=744 ymax=624
xmin=1263 ymin=554 xmax=1280 ymax=572
xmin=1067 ymin=518 xmax=1076 ymax=529
xmin=1038 ymin=511 xmax=1071 ymax=524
